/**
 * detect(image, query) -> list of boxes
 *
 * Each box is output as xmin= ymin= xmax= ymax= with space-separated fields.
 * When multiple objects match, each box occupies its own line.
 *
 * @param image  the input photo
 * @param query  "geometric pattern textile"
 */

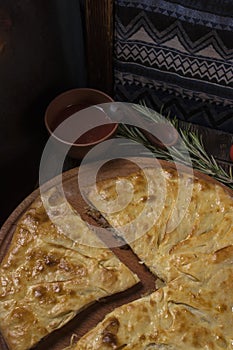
xmin=113 ymin=0 xmax=233 ymax=132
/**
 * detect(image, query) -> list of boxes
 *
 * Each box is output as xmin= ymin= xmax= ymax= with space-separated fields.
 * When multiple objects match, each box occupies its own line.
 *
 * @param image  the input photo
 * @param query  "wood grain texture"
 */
xmin=0 ymin=158 xmax=232 ymax=350
xmin=178 ymin=120 xmax=233 ymax=172
xmin=85 ymin=0 xmax=113 ymax=96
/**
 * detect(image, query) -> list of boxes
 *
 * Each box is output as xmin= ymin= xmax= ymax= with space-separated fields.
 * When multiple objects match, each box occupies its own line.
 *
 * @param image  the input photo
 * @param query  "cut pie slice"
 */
xmin=71 ymin=268 xmax=233 ymax=350
xmin=79 ymin=165 xmax=233 ymax=349
xmin=87 ymin=166 xmax=233 ymax=283
xmin=0 ymin=187 xmax=139 ymax=350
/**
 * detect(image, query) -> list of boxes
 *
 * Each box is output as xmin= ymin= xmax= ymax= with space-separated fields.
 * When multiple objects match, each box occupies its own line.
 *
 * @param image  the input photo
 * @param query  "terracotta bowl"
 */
xmin=44 ymin=88 xmax=117 ymax=159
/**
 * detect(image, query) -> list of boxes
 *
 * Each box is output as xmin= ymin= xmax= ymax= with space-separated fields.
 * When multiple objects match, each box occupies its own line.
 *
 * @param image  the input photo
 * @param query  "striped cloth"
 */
xmin=113 ymin=0 xmax=233 ymax=132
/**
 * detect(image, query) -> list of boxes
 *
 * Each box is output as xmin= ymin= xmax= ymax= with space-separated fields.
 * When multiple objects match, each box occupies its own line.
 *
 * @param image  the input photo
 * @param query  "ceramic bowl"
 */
xmin=44 ymin=88 xmax=117 ymax=159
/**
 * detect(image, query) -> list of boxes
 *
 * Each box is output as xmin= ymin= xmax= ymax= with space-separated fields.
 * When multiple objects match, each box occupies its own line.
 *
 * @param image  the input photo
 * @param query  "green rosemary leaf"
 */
xmin=116 ymin=105 xmax=233 ymax=190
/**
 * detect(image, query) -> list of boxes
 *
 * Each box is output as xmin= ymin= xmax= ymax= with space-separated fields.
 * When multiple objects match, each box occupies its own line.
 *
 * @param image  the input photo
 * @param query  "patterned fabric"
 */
xmin=113 ymin=0 xmax=233 ymax=132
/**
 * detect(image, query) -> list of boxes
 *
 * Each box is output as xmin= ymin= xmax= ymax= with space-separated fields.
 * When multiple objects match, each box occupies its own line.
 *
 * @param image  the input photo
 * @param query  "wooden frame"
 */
xmin=85 ymin=0 xmax=114 ymax=96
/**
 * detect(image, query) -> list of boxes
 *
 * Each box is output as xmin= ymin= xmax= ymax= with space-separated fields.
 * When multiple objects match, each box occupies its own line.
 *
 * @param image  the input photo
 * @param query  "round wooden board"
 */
xmin=0 ymin=158 xmax=232 ymax=350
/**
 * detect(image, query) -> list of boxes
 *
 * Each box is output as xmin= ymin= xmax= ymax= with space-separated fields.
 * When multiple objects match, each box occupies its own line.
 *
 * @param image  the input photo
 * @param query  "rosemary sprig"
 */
xmin=116 ymin=105 xmax=233 ymax=189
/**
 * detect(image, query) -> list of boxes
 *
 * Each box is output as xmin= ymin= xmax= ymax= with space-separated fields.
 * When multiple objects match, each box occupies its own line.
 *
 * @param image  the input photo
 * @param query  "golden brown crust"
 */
xmin=73 ymin=278 xmax=232 ymax=349
xmin=76 ymin=166 xmax=233 ymax=349
xmin=0 ymin=188 xmax=139 ymax=350
xmin=87 ymin=167 xmax=233 ymax=281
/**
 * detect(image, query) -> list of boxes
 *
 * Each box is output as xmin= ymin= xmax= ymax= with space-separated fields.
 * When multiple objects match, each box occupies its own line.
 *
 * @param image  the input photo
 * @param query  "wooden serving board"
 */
xmin=0 ymin=158 xmax=232 ymax=350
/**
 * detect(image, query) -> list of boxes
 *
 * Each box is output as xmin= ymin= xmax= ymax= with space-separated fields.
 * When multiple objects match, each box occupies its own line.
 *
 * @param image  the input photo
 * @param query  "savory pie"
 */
xmin=1 ymin=163 xmax=233 ymax=350
xmin=72 ymin=270 xmax=233 ymax=349
xmin=70 ymin=166 xmax=233 ymax=349
xmin=0 ymin=187 xmax=139 ymax=350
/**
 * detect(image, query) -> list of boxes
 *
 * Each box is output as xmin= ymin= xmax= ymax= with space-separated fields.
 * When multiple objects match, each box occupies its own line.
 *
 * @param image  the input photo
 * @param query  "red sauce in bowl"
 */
xmin=52 ymin=104 xmax=117 ymax=146
xmin=75 ymin=124 xmax=117 ymax=145
xmin=51 ymin=104 xmax=89 ymax=130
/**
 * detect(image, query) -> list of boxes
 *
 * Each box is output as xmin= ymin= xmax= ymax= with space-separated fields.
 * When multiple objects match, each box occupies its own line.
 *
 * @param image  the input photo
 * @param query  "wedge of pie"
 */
xmin=87 ymin=167 xmax=233 ymax=281
xmin=0 ymin=187 xmax=139 ymax=350
xmin=71 ymin=268 xmax=233 ymax=349
xmin=71 ymin=165 xmax=233 ymax=349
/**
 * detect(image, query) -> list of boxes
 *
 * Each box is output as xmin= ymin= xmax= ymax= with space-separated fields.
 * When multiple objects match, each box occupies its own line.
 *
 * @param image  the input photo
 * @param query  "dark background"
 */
xmin=1 ymin=0 xmax=232 ymax=227
xmin=0 ymin=0 xmax=87 ymax=225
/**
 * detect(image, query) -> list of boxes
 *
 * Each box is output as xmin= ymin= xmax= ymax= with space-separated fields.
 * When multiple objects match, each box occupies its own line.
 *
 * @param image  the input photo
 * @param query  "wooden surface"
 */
xmin=0 ymin=158 xmax=232 ymax=350
xmin=85 ymin=0 xmax=113 ymax=96
xmin=178 ymin=120 xmax=233 ymax=171
xmin=61 ymin=120 xmax=233 ymax=179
